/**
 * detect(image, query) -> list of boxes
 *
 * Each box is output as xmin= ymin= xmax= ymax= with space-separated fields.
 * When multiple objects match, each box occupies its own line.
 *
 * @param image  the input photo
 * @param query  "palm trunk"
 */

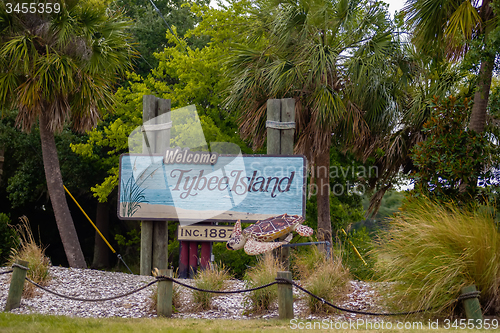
xmin=315 ymin=147 xmax=332 ymax=247
xmin=469 ymin=58 xmax=494 ymax=133
xmin=39 ymin=113 xmax=87 ymax=268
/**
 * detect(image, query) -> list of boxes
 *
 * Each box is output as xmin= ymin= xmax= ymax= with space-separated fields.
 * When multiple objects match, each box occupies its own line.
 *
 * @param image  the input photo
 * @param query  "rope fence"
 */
xmin=1 ymin=263 xmax=483 ymax=320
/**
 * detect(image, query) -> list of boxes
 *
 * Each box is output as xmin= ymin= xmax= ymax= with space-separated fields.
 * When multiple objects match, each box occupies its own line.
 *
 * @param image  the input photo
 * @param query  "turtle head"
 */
xmin=226 ymin=220 xmax=246 ymax=250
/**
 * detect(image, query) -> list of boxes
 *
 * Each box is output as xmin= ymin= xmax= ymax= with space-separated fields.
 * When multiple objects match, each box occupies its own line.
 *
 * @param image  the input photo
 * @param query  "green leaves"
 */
xmin=410 ymin=96 xmax=495 ymax=204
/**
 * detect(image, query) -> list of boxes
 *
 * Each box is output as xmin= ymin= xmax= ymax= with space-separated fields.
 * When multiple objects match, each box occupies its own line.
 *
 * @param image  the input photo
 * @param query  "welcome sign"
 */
xmin=118 ymin=151 xmax=306 ymax=224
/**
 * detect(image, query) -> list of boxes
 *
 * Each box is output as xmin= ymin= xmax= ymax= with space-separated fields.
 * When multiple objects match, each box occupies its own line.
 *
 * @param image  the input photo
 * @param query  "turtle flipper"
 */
xmin=244 ymin=238 xmax=285 ymax=255
xmin=295 ymin=224 xmax=314 ymax=237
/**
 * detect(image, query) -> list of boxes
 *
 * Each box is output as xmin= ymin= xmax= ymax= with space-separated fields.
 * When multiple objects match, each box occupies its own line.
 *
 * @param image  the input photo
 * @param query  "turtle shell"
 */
xmin=243 ymin=214 xmax=303 ymax=242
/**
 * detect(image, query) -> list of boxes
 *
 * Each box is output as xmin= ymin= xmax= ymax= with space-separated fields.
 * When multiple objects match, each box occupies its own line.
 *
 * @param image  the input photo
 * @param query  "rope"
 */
xmin=275 ymin=278 xmax=430 ymax=316
xmin=19 ymin=272 xmax=481 ymax=315
xmin=0 ymin=270 xmax=13 ymax=275
xmin=266 ymin=120 xmax=295 ymax=129
xmin=457 ymin=291 xmax=481 ymax=301
xmin=12 ymin=263 xmax=28 ymax=271
xmin=161 ymin=276 xmax=279 ymax=294
xmin=24 ymin=277 xmax=159 ymax=302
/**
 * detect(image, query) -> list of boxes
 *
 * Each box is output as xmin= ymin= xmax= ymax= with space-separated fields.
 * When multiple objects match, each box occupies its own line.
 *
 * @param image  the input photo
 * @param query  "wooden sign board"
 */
xmin=118 ymin=152 xmax=306 ymax=224
xmin=177 ymin=225 xmax=234 ymax=242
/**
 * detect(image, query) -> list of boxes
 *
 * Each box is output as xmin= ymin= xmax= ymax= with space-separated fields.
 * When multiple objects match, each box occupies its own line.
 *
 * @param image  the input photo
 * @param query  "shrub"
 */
xmin=8 ymin=216 xmax=51 ymax=297
xmin=0 ymin=213 xmax=19 ymax=265
xmin=244 ymin=252 xmax=283 ymax=313
xmin=294 ymin=246 xmax=350 ymax=314
xmin=375 ymin=198 xmax=500 ymax=315
xmin=192 ymin=262 xmax=232 ymax=310
xmin=213 ymin=236 xmax=257 ymax=279
xmin=340 ymin=227 xmax=377 ymax=281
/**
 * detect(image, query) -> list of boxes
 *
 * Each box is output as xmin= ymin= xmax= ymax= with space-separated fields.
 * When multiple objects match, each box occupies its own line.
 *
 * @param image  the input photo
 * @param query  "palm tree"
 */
xmin=404 ymin=0 xmax=497 ymax=134
xmin=0 ymin=1 xmax=133 ymax=267
xmin=225 ymin=0 xmax=398 ymax=244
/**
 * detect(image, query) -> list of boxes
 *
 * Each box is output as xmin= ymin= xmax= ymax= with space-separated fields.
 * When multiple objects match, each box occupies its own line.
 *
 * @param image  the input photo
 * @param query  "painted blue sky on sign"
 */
xmin=119 ymin=154 xmax=305 ymax=223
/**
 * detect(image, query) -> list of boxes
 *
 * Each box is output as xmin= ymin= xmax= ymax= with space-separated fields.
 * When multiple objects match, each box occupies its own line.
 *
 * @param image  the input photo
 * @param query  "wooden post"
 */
xmin=179 ymin=240 xmax=189 ymax=278
xmin=461 ymin=285 xmax=482 ymax=321
xmin=277 ymin=271 xmax=294 ymax=319
xmin=189 ymin=242 xmax=199 ymax=278
xmin=4 ymin=259 xmax=28 ymax=312
xmin=153 ymin=98 xmax=171 ymax=271
xmin=157 ymin=268 xmax=173 ymax=317
xmin=140 ymin=95 xmax=171 ymax=275
xmin=267 ymin=98 xmax=295 ymax=269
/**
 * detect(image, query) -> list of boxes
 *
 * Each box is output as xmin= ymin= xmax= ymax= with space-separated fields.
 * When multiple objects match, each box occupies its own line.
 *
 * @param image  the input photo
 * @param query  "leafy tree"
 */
xmin=0 ymin=0 xmax=134 ymax=267
xmin=225 ymin=0 xmax=398 ymax=245
xmin=113 ymin=0 xmax=210 ymax=77
xmin=410 ymin=96 xmax=497 ymax=205
xmin=404 ymin=0 xmax=499 ymax=134
xmin=72 ymin=0 xmax=253 ymax=202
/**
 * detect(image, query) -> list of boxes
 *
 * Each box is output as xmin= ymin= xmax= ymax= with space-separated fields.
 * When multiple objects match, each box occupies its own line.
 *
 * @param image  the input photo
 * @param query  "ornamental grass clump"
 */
xmin=192 ymin=262 xmax=232 ymax=310
xmin=294 ymin=246 xmax=350 ymax=314
xmin=8 ymin=216 xmax=51 ymax=298
xmin=375 ymin=198 xmax=500 ymax=315
xmin=244 ymin=252 xmax=283 ymax=313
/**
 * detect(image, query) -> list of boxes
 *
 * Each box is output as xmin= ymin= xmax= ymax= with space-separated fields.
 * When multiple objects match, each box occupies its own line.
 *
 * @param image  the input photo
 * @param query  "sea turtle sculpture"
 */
xmin=226 ymin=214 xmax=314 ymax=255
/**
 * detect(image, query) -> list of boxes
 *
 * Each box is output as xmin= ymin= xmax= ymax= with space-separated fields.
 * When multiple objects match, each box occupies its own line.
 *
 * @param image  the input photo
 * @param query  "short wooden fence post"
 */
xmin=277 ymin=271 xmax=293 ymax=319
xmin=157 ymin=268 xmax=173 ymax=317
xmin=460 ymin=285 xmax=482 ymax=322
xmin=4 ymin=259 xmax=29 ymax=312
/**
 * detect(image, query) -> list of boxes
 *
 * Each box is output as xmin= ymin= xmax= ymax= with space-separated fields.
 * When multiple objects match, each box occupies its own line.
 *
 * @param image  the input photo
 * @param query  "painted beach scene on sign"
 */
xmin=118 ymin=152 xmax=306 ymax=224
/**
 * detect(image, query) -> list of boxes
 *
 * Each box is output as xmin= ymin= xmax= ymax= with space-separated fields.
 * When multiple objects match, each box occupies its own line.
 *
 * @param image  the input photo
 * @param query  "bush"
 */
xmin=340 ymin=227 xmax=377 ymax=280
xmin=8 ymin=216 xmax=51 ymax=297
xmin=375 ymin=198 xmax=500 ymax=315
xmin=213 ymin=235 xmax=257 ymax=279
xmin=293 ymin=246 xmax=350 ymax=314
xmin=192 ymin=262 xmax=232 ymax=310
xmin=0 ymin=213 xmax=19 ymax=265
xmin=244 ymin=252 xmax=283 ymax=313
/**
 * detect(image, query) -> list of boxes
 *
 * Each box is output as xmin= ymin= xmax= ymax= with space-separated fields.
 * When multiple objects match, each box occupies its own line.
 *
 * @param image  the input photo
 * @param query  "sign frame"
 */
xmin=117 ymin=153 xmax=307 ymax=223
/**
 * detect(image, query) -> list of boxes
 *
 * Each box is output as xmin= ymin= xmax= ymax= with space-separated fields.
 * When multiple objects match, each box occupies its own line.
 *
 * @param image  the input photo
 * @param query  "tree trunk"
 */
xmin=469 ymin=58 xmax=494 ymax=133
xmin=0 ymin=147 xmax=4 ymax=185
xmin=315 ymin=147 xmax=332 ymax=247
xmin=39 ymin=113 xmax=87 ymax=268
xmin=91 ymin=201 xmax=110 ymax=269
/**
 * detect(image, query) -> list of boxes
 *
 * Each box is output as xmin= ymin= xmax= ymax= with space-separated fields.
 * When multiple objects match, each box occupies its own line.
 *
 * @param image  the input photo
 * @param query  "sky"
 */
xmin=210 ymin=0 xmax=408 ymax=14
xmin=384 ymin=0 xmax=406 ymax=15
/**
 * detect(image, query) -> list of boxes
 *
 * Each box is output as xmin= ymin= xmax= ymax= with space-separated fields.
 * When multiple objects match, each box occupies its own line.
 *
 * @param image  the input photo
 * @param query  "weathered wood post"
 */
xmin=157 ymin=268 xmax=173 ymax=317
xmin=267 ymin=98 xmax=295 ymax=270
xmin=277 ymin=271 xmax=294 ymax=319
xmin=140 ymin=95 xmax=171 ymax=276
xmin=460 ymin=285 xmax=482 ymax=322
xmin=4 ymin=259 xmax=29 ymax=312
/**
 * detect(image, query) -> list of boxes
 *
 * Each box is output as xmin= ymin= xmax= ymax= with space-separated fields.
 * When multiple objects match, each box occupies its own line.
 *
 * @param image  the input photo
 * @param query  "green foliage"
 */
xmin=293 ymin=247 xmax=350 ymax=314
xmin=375 ymin=198 xmax=500 ymax=315
xmin=212 ymin=241 xmax=257 ymax=279
xmin=339 ymin=227 xmax=376 ymax=281
xmin=243 ymin=253 xmax=282 ymax=313
xmin=192 ymin=262 xmax=232 ymax=310
xmin=410 ymin=96 xmax=496 ymax=205
xmin=0 ymin=213 xmax=19 ymax=265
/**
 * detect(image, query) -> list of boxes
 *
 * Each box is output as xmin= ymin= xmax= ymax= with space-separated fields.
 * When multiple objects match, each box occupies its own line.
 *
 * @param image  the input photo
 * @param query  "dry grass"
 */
xmin=192 ymin=262 xmax=232 ymax=310
xmin=293 ymin=246 xmax=351 ymax=314
xmin=375 ymin=198 xmax=500 ymax=315
xmin=8 ymin=216 xmax=51 ymax=298
xmin=244 ymin=252 xmax=283 ymax=313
